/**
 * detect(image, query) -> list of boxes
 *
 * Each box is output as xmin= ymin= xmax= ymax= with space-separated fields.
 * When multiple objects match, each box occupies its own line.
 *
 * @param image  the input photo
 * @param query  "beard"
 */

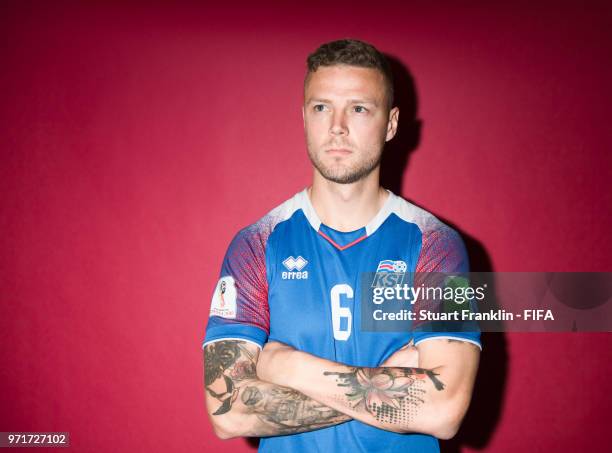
xmin=307 ymin=145 xmax=382 ymax=184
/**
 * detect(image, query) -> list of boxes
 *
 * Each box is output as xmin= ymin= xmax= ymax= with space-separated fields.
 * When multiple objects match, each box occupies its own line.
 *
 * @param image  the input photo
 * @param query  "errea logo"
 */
xmin=282 ymin=256 xmax=309 ymax=280
xmin=283 ymin=256 xmax=308 ymax=271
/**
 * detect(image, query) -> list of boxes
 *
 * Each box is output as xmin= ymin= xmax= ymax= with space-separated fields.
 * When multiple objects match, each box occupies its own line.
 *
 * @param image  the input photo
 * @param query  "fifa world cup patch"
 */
xmin=210 ymin=276 xmax=237 ymax=318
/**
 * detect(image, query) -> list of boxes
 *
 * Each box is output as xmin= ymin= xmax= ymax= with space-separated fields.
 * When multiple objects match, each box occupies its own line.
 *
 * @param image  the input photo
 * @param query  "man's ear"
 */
xmin=302 ymin=105 xmax=305 ymax=127
xmin=385 ymin=107 xmax=400 ymax=142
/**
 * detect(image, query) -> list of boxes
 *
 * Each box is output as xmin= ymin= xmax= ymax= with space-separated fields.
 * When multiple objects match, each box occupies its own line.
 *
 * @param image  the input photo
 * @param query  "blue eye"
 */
xmin=354 ymin=106 xmax=368 ymax=113
xmin=314 ymin=104 xmax=327 ymax=112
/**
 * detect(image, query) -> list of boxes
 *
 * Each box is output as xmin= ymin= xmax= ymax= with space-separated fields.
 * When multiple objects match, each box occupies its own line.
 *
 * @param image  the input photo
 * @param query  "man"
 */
xmin=203 ymin=39 xmax=480 ymax=452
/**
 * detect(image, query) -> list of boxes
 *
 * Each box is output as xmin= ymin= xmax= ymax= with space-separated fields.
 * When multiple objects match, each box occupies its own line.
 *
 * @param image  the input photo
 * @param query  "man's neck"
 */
xmin=308 ymin=171 xmax=388 ymax=232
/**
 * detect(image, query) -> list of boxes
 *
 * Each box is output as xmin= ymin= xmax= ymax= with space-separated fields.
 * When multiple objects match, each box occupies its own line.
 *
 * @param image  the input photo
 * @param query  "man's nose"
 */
xmin=329 ymin=111 xmax=348 ymax=136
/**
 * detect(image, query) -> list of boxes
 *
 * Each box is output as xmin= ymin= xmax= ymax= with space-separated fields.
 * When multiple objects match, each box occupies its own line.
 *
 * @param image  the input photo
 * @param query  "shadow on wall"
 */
xmin=440 ymin=230 xmax=509 ymax=453
xmin=380 ymin=54 xmax=421 ymax=195
xmin=245 ymin=55 xmax=509 ymax=452
xmin=383 ymin=55 xmax=509 ymax=452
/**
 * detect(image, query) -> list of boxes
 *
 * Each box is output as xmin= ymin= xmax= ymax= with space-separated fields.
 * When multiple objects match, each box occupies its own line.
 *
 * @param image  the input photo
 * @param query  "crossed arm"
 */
xmin=204 ymin=340 xmax=350 ymax=438
xmin=204 ymin=338 xmax=479 ymax=439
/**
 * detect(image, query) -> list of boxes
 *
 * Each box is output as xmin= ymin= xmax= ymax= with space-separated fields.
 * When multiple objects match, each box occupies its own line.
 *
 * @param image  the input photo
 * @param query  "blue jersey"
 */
xmin=204 ymin=189 xmax=481 ymax=452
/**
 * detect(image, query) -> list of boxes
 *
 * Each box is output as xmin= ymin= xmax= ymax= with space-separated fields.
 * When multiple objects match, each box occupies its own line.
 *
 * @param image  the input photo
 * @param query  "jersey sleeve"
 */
xmin=203 ymin=225 xmax=270 ymax=349
xmin=412 ymin=226 xmax=482 ymax=350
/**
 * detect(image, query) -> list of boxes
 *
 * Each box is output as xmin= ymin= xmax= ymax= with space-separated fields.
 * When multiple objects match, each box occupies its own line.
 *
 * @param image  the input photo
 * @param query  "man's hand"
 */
xmin=256 ymin=341 xmax=297 ymax=386
xmin=380 ymin=341 xmax=419 ymax=368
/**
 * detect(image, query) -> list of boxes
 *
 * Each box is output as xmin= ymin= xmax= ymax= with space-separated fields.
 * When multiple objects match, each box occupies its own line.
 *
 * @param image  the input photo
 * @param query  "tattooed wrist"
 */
xmin=324 ymin=366 xmax=445 ymax=426
xmin=241 ymin=384 xmax=350 ymax=434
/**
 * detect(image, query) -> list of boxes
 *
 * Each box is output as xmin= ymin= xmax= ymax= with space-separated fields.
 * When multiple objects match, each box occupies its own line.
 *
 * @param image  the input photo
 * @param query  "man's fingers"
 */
xmin=396 ymin=340 xmax=415 ymax=351
xmin=381 ymin=345 xmax=420 ymax=368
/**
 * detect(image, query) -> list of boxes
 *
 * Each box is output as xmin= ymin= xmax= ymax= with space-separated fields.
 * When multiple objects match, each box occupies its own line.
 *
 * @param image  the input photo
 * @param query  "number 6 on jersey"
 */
xmin=330 ymin=284 xmax=353 ymax=341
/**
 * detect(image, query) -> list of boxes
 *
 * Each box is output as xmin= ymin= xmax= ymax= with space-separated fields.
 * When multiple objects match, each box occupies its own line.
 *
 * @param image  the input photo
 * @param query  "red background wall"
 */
xmin=1 ymin=1 xmax=610 ymax=451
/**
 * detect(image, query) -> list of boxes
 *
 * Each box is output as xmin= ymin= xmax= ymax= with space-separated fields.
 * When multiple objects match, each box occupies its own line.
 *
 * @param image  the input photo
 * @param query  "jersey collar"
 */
xmin=296 ymin=187 xmax=397 ymax=237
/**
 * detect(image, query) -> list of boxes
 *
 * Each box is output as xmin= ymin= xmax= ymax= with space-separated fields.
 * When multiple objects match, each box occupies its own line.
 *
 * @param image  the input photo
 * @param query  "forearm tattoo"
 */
xmin=324 ymin=367 xmax=445 ymax=426
xmin=240 ymin=385 xmax=349 ymax=434
xmin=205 ymin=341 xmax=256 ymax=415
xmin=204 ymin=341 xmax=349 ymax=434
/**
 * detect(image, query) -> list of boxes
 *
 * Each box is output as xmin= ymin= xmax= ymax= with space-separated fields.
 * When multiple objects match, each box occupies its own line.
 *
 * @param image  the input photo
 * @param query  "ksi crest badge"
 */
xmin=372 ymin=260 xmax=407 ymax=287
